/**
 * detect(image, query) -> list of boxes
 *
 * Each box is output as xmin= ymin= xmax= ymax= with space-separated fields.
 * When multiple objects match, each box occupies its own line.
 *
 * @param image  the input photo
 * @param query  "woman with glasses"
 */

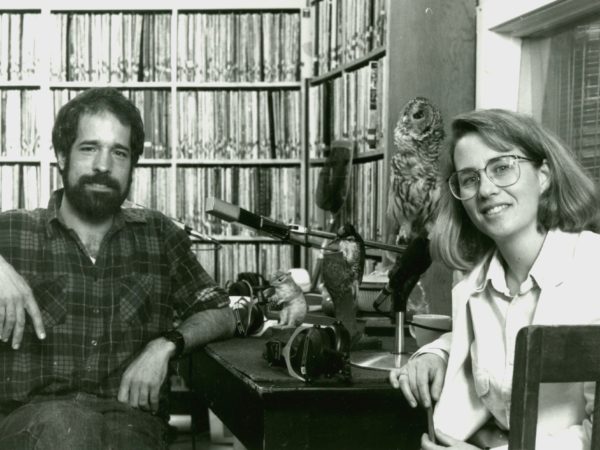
xmin=389 ymin=109 xmax=600 ymax=450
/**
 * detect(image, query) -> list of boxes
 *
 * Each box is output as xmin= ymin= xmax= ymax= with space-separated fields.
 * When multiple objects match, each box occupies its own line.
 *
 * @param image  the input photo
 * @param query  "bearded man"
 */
xmin=0 ymin=87 xmax=236 ymax=449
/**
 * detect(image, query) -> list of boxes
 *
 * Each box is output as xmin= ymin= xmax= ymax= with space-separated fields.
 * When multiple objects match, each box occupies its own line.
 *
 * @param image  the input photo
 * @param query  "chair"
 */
xmin=509 ymin=325 xmax=600 ymax=449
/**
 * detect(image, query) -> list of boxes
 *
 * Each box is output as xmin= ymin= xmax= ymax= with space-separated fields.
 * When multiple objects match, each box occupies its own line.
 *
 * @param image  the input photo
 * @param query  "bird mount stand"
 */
xmin=350 ymin=237 xmax=433 ymax=371
xmin=349 ymin=261 xmax=413 ymax=371
xmin=350 ymin=310 xmax=411 ymax=371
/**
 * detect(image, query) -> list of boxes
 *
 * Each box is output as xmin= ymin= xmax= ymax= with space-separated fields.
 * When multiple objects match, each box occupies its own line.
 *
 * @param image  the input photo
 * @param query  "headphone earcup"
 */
xmin=289 ymin=327 xmax=327 ymax=380
xmin=328 ymin=321 xmax=351 ymax=354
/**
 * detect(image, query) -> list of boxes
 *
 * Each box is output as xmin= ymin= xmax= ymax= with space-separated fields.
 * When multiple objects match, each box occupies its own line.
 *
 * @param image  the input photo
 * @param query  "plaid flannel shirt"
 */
xmin=0 ymin=190 xmax=230 ymax=404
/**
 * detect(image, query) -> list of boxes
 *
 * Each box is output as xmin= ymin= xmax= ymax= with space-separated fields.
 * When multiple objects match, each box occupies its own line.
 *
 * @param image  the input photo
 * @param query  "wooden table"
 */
xmin=188 ymin=336 xmax=426 ymax=450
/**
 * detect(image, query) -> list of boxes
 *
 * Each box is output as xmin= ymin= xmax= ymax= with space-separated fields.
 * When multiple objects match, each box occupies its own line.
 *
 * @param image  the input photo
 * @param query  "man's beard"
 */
xmin=62 ymin=168 xmax=131 ymax=222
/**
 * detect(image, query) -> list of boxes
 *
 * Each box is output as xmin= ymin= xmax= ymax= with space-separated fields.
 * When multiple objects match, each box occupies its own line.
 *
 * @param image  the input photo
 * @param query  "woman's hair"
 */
xmin=52 ymin=87 xmax=145 ymax=165
xmin=431 ymin=108 xmax=600 ymax=271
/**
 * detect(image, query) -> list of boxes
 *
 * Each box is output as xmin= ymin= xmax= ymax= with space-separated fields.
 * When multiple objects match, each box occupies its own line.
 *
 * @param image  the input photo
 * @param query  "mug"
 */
xmin=409 ymin=314 xmax=452 ymax=347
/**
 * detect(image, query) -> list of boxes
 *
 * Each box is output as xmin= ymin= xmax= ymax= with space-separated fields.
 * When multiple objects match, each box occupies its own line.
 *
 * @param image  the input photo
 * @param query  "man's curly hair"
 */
xmin=52 ymin=87 xmax=145 ymax=165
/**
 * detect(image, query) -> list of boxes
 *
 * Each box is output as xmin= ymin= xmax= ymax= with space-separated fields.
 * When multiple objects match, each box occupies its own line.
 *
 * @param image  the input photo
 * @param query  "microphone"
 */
xmin=315 ymin=140 xmax=353 ymax=214
xmin=206 ymin=197 xmax=406 ymax=253
xmin=205 ymin=197 xmax=291 ymax=240
xmin=123 ymin=200 xmax=222 ymax=248
xmin=373 ymin=236 xmax=432 ymax=314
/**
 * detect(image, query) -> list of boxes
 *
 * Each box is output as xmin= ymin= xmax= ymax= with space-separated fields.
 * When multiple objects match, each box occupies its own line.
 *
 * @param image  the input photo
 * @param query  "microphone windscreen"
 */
xmin=205 ymin=197 xmax=241 ymax=222
xmin=315 ymin=140 xmax=353 ymax=213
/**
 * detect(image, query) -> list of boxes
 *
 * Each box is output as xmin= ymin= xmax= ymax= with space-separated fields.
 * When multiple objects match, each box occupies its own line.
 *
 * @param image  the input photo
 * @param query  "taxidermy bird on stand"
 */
xmin=380 ymin=97 xmax=445 ymax=313
xmin=321 ymin=223 xmax=377 ymax=349
xmin=311 ymin=140 xmax=354 ymax=291
xmin=386 ymin=97 xmax=444 ymax=252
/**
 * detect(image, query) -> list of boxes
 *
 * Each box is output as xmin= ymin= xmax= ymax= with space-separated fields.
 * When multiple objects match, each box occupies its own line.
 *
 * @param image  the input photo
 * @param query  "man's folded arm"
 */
xmin=174 ymin=303 xmax=236 ymax=352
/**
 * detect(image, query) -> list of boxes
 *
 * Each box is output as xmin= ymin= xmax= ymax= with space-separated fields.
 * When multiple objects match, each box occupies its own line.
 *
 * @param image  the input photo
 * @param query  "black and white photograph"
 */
xmin=0 ymin=0 xmax=598 ymax=449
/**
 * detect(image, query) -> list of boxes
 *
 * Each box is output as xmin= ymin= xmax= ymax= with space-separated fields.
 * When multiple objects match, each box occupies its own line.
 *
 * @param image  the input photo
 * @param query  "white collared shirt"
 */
xmin=468 ymin=248 xmax=542 ymax=430
xmin=417 ymin=229 xmax=598 ymax=449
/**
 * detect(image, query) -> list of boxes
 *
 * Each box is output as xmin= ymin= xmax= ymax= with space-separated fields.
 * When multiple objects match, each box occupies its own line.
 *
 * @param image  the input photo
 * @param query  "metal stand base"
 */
xmin=350 ymin=351 xmax=411 ymax=371
xmin=350 ymin=311 xmax=410 ymax=371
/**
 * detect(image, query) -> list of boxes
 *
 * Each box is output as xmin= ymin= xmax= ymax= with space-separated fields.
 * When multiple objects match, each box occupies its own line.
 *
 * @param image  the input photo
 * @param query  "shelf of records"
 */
xmin=0 ymin=163 xmax=40 ymax=211
xmin=192 ymin=241 xmax=296 ymax=284
xmin=48 ymin=88 xmax=302 ymax=161
xmin=177 ymin=11 xmax=301 ymax=83
xmin=177 ymin=89 xmax=301 ymax=160
xmin=41 ymin=10 xmax=300 ymax=83
xmin=310 ymin=0 xmax=387 ymax=76
xmin=0 ymin=12 xmax=39 ymax=82
xmin=308 ymin=158 xmax=384 ymax=242
xmin=1 ymin=9 xmax=302 ymax=82
xmin=308 ymin=57 xmax=385 ymax=158
xmin=48 ymin=12 xmax=170 ymax=82
xmin=0 ymin=89 xmax=40 ymax=157
xmin=175 ymin=165 xmax=301 ymax=237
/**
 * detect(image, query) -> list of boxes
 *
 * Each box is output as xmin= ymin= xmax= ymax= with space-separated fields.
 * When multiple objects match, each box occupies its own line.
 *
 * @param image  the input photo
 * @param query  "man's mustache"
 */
xmin=78 ymin=173 xmax=121 ymax=190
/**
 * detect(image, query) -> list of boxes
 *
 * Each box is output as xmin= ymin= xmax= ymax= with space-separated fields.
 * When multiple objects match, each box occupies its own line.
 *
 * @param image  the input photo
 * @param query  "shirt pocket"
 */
xmin=119 ymin=273 xmax=154 ymax=326
xmin=29 ymin=276 xmax=68 ymax=329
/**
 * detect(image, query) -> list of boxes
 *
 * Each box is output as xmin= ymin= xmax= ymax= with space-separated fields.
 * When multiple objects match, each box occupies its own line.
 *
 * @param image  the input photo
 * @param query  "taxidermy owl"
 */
xmin=264 ymin=271 xmax=308 ymax=327
xmin=386 ymin=97 xmax=444 ymax=247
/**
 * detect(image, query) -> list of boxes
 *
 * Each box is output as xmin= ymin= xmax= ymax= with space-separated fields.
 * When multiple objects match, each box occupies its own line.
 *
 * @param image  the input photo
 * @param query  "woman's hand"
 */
xmin=389 ymin=353 xmax=447 ymax=408
xmin=421 ymin=430 xmax=482 ymax=449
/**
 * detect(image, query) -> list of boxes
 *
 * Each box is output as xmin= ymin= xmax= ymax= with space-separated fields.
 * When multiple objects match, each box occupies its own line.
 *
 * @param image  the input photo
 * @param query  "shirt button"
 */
xmin=86 ymin=365 xmax=92 ymax=371
xmin=53 ymin=361 xmax=58 ymax=366
xmin=5 ymin=377 xmax=10 ymax=381
xmin=93 ymin=308 xmax=100 ymax=314
xmin=91 ymin=339 xmax=98 ymax=347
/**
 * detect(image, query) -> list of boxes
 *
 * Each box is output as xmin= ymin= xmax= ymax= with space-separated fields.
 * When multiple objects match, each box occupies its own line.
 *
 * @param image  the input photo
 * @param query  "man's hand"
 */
xmin=0 ymin=255 xmax=45 ymax=349
xmin=389 ymin=353 xmax=447 ymax=408
xmin=118 ymin=337 xmax=175 ymax=413
xmin=421 ymin=430 xmax=482 ymax=449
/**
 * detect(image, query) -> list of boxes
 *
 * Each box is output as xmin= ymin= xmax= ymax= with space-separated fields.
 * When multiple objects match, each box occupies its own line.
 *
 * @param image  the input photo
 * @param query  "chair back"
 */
xmin=509 ymin=325 xmax=600 ymax=449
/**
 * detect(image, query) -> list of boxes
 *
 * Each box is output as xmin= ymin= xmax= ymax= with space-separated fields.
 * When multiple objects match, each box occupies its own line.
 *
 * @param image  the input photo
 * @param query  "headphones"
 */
xmin=263 ymin=321 xmax=352 ymax=383
xmin=228 ymin=272 xmax=268 ymax=295
xmin=229 ymin=278 xmax=265 ymax=337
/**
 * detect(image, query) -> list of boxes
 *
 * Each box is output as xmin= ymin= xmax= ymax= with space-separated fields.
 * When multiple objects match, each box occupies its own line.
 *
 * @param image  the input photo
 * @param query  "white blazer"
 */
xmin=419 ymin=229 xmax=600 ymax=449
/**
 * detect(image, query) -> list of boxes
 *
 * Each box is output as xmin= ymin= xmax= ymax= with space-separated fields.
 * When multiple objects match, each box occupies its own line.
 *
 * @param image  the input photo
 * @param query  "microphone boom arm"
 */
xmin=206 ymin=197 xmax=405 ymax=254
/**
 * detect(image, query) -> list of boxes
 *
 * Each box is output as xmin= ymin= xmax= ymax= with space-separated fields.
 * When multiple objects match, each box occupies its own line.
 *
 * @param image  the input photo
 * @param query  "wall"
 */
xmin=476 ymin=0 xmax=556 ymax=109
xmin=385 ymin=0 xmax=477 ymax=316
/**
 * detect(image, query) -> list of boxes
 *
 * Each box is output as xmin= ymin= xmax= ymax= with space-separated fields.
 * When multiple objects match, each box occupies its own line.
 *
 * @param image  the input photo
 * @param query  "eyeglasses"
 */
xmin=448 ymin=155 xmax=537 ymax=200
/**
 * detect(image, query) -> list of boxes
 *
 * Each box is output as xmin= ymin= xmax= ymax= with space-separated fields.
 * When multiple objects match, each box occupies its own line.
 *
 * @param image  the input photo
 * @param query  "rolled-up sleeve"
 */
xmin=162 ymin=218 xmax=230 ymax=319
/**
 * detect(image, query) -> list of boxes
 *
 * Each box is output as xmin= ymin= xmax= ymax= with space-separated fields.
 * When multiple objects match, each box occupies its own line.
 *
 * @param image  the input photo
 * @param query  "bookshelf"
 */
xmin=304 ymin=0 xmax=476 ymax=313
xmin=305 ymin=0 xmax=387 ymax=277
xmin=0 ymin=0 xmax=477 ymax=298
xmin=0 ymin=1 xmax=308 ymax=284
